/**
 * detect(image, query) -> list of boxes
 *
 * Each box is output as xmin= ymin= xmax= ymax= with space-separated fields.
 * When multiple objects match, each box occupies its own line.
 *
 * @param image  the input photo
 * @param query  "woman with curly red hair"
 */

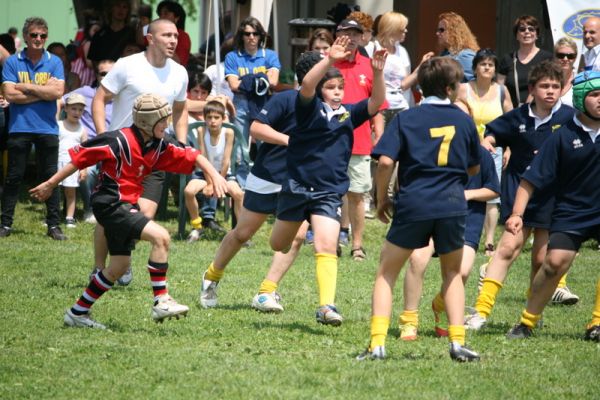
xmin=436 ymin=12 xmax=479 ymax=82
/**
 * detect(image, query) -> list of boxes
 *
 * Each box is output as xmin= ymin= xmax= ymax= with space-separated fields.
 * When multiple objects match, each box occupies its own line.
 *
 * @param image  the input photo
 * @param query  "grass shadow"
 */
xmin=251 ymin=321 xmax=327 ymax=335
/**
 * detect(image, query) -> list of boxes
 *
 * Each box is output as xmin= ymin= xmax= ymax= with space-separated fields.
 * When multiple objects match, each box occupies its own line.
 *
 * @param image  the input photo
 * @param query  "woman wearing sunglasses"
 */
xmin=435 ymin=12 xmax=479 ymax=82
xmin=224 ymin=16 xmax=281 ymax=187
xmin=553 ymin=37 xmax=578 ymax=107
xmin=497 ymin=15 xmax=553 ymax=108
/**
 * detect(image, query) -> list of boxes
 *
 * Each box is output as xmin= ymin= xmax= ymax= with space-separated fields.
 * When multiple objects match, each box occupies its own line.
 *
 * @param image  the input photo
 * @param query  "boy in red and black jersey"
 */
xmin=31 ymin=93 xmax=228 ymax=329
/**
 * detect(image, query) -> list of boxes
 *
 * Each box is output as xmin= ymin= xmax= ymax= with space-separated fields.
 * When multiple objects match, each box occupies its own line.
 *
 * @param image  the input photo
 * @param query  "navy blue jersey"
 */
xmin=484 ymin=104 xmax=575 ymax=225
xmin=466 ymin=146 xmax=501 ymax=216
xmin=288 ymin=94 xmax=371 ymax=194
xmin=464 ymin=147 xmax=501 ymax=246
xmin=251 ymin=90 xmax=296 ymax=184
xmin=372 ymin=103 xmax=481 ymax=222
xmin=523 ymin=118 xmax=600 ymax=231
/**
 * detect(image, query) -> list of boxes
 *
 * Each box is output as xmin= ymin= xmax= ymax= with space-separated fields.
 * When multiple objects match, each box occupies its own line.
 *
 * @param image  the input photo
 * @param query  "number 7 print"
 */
xmin=429 ymin=126 xmax=456 ymax=166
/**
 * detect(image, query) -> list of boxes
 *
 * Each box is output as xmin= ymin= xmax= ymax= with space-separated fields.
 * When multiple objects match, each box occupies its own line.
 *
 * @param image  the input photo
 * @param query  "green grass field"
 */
xmin=1 ymin=198 xmax=598 ymax=399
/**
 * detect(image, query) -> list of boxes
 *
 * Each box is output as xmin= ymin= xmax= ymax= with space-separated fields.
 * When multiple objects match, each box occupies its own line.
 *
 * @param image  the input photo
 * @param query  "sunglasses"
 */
xmin=555 ymin=52 xmax=577 ymax=60
xmin=29 ymin=32 xmax=48 ymax=39
xmin=518 ymin=26 xmax=536 ymax=33
xmin=243 ymin=32 xmax=259 ymax=37
xmin=436 ymin=27 xmax=445 ymax=33
xmin=97 ymin=71 xmax=108 ymax=76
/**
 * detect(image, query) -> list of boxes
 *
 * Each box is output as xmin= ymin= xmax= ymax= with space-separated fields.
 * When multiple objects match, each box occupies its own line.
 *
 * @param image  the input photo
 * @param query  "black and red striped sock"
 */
xmin=148 ymin=260 xmax=168 ymax=302
xmin=71 ymin=270 xmax=114 ymax=315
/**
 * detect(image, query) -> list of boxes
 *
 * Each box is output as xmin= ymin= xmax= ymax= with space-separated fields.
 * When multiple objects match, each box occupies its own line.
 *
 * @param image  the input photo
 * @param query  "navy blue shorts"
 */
xmin=92 ymin=202 xmax=150 ymax=256
xmin=386 ymin=215 xmax=466 ymax=255
xmin=548 ymin=225 xmax=600 ymax=251
xmin=243 ymin=190 xmax=279 ymax=215
xmin=464 ymin=210 xmax=485 ymax=250
xmin=276 ymin=179 xmax=342 ymax=222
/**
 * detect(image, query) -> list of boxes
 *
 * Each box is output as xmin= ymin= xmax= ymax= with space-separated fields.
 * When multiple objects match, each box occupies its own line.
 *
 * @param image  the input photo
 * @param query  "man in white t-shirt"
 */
xmin=90 ymin=19 xmax=189 ymax=284
xmin=581 ymin=16 xmax=600 ymax=72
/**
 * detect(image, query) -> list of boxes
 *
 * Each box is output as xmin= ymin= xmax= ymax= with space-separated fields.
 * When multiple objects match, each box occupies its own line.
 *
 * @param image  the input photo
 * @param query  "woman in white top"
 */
xmin=374 ymin=11 xmax=434 ymax=124
xmin=554 ymin=37 xmax=578 ymax=108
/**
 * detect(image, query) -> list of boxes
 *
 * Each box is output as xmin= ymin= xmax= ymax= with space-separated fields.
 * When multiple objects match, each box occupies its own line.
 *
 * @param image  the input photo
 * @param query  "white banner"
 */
xmin=547 ymin=0 xmax=600 ymax=69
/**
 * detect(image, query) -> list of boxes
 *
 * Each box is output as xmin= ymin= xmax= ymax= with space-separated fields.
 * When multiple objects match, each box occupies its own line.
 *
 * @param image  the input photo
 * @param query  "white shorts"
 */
xmin=348 ymin=155 xmax=372 ymax=193
xmin=58 ymin=160 xmax=79 ymax=188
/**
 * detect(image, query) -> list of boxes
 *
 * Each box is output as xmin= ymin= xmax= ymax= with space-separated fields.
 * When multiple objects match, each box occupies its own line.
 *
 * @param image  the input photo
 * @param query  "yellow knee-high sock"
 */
xmin=557 ymin=273 xmax=568 ymax=289
xmin=315 ymin=253 xmax=337 ymax=306
xmin=432 ymin=292 xmax=445 ymax=313
xmin=399 ymin=309 xmax=419 ymax=327
xmin=589 ymin=278 xmax=600 ymax=328
xmin=370 ymin=315 xmax=390 ymax=349
xmin=475 ymin=278 xmax=503 ymax=318
xmin=204 ymin=262 xmax=224 ymax=282
xmin=448 ymin=325 xmax=466 ymax=345
xmin=190 ymin=217 xmax=203 ymax=230
xmin=259 ymin=279 xmax=278 ymax=294
xmin=520 ymin=310 xmax=542 ymax=329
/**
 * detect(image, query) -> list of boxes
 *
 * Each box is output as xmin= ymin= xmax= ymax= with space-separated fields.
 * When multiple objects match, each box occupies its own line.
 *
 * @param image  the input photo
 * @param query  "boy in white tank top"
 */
xmin=184 ymin=100 xmax=244 ymax=241
xmin=58 ymin=93 xmax=88 ymax=227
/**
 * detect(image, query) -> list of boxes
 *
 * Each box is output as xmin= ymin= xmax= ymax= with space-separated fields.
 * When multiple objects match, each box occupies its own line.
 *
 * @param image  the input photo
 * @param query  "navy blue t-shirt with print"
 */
xmin=288 ymin=94 xmax=371 ymax=194
xmin=484 ymin=103 xmax=575 ymax=226
xmin=372 ymin=103 xmax=481 ymax=223
xmin=466 ymin=146 xmax=501 ymax=216
xmin=523 ymin=117 xmax=600 ymax=231
xmin=251 ymin=90 xmax=296 ymax=184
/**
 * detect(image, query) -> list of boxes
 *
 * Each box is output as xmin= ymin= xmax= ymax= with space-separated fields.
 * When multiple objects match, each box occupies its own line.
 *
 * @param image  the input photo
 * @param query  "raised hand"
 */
xmin=328 ymin=36 xmax=352 ymax=62
xmin=371 ymin=49 xmax=388 ymax=72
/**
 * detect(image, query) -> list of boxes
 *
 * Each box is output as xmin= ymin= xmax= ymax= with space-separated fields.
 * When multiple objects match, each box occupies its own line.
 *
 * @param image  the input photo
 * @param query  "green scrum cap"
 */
xmin=572 ymin=71 xmax=600 ymax=115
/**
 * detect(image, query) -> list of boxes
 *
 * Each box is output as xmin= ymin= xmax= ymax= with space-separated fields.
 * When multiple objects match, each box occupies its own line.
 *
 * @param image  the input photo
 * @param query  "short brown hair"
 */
xmin=513 ymin=15 xmax=540 ymax=37
xmin=528 ymin=60 xmax=563 ymax=87
xmin=418 ymin=57 xmax=463 ymax=98
xmin=203 ymin=100 xmax=226 ymax=118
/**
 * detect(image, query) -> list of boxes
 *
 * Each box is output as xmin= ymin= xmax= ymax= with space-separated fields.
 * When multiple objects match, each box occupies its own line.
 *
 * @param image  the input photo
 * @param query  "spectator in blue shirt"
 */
xmin=224 ymin=16 xmax=281 ymax=187
xmin=0 ymin=17 xmax=66 ymax=240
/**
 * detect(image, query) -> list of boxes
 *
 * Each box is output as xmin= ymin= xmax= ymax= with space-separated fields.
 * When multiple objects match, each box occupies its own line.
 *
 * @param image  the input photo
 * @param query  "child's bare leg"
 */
xmin=270 ymin=218 xmax=304 ymax=252
xmin=64 ymin=187 xmax=77 ymax=218
xmin=404 ymin=241 xmax=434 ymax=311
xmin=226 ymin=181 xmax=244 ymax=221
xmin=439 ymin=247 xmax=465 ymax=327
xmin=184 ymin=179 xmax=207 ymax=223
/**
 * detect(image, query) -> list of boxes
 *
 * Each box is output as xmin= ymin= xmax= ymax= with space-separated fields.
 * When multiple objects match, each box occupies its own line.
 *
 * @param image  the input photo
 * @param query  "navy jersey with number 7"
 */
xmin=372 ymin=102 xmax=480 ymax=223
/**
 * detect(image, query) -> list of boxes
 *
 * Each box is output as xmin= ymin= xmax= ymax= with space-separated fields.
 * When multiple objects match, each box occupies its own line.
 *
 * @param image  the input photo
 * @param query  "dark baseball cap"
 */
xmin=336 ymin=19 xmax=364 ymax=33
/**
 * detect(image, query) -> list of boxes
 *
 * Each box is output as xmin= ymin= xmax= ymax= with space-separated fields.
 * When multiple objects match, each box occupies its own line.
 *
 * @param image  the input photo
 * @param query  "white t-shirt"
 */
xmin=102 ymin=52 xmax=188 ymax=130
xmin=203 ymin=127 xmax=229 ymax=173
xmin=584 ymin=44 xmax=600 ymax=71
xmin=204 ymin=62 xmax=234 ymax=98
xmin=58 ymin=120 xmax=85 ymax=162
xmin=376 ymin=41 xmax=412 ymax=110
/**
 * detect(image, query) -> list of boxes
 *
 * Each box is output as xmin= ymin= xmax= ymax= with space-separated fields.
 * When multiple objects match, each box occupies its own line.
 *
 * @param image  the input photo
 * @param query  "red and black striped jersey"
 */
xmin=69 ymin=126 xmax=200 ymax=206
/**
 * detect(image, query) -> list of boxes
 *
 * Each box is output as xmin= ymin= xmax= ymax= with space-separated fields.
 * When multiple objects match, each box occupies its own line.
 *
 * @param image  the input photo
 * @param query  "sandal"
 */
xmin=351 ymin=247 xmax=366 ymax=261
xmin=484 ymin=243 xmax=495 ymax=256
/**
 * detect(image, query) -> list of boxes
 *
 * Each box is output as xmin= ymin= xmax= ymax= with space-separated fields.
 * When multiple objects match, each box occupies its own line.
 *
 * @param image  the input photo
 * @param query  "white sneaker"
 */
xmin=64 ymin=309 xmax=106 ymax=329
xmin=187 ymin=229 xmax=201 ymax=243
xmin=83 ymin=211 xmax=96 ymax=224
xmin=252 ymin=292 xmax=284 ymax=313
xmin=65 ymin=217 xmax=76 ymax=228
xmin=464 ymin=307 xmax=487 ymax=330
xmin=199 ymin=273 xmax=218 ymax=308
xmin=151 ymin=295 xmax=189 ymax=323
xmin=117 ymin=266 xmax=133 ymax=286
xmin=551 ymin=286 xmax=579 ymax=305
xmin=356 ymin=345 xmax=385 ymax=361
